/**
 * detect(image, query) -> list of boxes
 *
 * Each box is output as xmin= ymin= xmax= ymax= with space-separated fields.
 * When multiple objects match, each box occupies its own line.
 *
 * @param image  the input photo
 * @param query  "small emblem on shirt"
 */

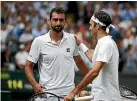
xmin=66 ymin=48 xmax=70 ymax=52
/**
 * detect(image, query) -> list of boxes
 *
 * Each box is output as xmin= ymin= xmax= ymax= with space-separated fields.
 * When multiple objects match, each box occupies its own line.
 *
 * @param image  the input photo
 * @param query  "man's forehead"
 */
xmin=52 ymin=12 xmax=65 ymax=18
xmin=89 ymin=20 xmax=94 ymax=24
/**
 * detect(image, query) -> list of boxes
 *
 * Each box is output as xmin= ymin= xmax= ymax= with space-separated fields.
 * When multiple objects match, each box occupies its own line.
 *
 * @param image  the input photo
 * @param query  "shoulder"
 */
xmin=36 ymin=34 xmax=47 ymax=40
xmin=66 ymin=33 xmax=76 ymax=45
xmin=33 ymin=34 xmax=47 ymax=43
xmin=100 ymin=36 xmax=114 ymax=46
xmin=64 ymin=31 xmax=75 ymax=37
xmin=63 ymin=31 xmax=75 ymax=41
xmin=97 ymin=39 xmax=113 ymax=52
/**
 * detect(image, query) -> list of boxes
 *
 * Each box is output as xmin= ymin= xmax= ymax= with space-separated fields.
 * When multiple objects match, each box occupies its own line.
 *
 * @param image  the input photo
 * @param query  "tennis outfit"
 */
xmin=91 ymin=35 xmax=121 ymax=101
xmin=27 ymin=31 xmax=79 ymax=97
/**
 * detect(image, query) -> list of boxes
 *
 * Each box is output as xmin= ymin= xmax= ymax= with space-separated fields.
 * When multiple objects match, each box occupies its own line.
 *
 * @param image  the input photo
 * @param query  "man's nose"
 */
xmin=57 ymin=20 xmax=61 ymax=25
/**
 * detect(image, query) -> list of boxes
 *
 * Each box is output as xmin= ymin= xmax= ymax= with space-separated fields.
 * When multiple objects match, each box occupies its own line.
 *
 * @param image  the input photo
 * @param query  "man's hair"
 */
xmin=94 ymin=11 xmax=112 ymax=31
xmin=50 ymin=7 xmax=66 ymax=20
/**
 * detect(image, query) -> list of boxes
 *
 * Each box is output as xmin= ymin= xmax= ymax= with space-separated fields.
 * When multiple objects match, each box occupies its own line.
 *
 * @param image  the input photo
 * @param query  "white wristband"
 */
xmin=79 ymin=43 xmax=88 ymax=53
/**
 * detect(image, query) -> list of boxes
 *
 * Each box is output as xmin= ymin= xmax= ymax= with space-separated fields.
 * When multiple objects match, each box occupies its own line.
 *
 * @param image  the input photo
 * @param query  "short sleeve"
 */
xmin=73 ymin=43 xmax=80 ymax=56
xmin=27 ymin=38 xmax=40 ymax=63
xmin=96 ymin=43 xmax=112 ymax=63
xmin=73 ymin=35 xmax=80 ymax=56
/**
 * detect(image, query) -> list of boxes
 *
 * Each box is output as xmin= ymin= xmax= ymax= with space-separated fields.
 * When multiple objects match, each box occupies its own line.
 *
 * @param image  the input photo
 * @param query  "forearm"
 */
xmin=74 ymin=56 xmax=90 ymax=75
xmin=85 ymin=49 xmax=94 ymax=61
xmin=72 ymin=61 xmax=104 ymax=95
xmin=77 ymin=59 xmax=90 ymax=75
xmin=79 ymin=43 xmax=94 ymax=61
xmin=74 ymin=34 xmax=94 ymax=60
xmin=70 ymin=69 xmax=98 ymax=95
xmin=25 ymin=61 xmax=37 ymax=86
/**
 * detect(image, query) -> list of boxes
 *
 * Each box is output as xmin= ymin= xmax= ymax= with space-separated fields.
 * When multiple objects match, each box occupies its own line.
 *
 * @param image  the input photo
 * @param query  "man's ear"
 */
xmin=48 ymin=19 xmax=51 ymax=23
xmin=65 ymin=19 xmax=68 ymax=23
xmin=96 ymin=24 xmax=100 ymax=30
xmin=64 ymin=19 xmax=68 ymax=27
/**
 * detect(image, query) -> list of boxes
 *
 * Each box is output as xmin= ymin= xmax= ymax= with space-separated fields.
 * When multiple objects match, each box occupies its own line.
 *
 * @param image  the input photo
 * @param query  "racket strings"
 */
xmin=120 ymin=86 xmax=137 ymax=100
xmin=28 ymin=92 xmax=60 ymax=101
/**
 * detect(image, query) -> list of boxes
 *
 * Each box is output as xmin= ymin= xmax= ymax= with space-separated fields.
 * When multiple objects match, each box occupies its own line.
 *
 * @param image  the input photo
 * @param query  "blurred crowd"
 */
xmin=1 ymin=1 xmax=137 ymax=73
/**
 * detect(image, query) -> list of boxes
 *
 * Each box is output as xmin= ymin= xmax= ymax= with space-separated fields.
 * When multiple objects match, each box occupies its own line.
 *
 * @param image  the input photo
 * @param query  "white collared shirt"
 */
xmin=27 ymin=31 xmax=79 ymax=96
xmin=92 ymin=35 xmax=121 ymax=101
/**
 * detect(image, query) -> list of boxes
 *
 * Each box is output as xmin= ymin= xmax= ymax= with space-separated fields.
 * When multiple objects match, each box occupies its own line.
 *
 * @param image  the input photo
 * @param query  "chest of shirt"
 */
xmin=39 ymin=40 xmax=75 ymax=62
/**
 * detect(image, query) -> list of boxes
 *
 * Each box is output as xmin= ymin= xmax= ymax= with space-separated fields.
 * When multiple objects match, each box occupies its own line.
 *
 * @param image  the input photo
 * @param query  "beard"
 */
xmin=51 ymin=25 xmax=64 ymax=33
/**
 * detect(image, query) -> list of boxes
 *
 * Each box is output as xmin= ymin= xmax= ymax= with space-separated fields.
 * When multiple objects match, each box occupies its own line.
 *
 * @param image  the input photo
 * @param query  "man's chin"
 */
xmin=53 ymin=29 xmax=63 ymax=33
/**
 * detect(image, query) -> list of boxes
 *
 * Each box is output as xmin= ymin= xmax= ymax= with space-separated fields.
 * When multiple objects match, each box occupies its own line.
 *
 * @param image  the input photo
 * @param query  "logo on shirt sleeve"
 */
xmin=66 ymin=48 xmax=70 ymax=52
xmin=29 ymin=54 xmax=32 ymax=57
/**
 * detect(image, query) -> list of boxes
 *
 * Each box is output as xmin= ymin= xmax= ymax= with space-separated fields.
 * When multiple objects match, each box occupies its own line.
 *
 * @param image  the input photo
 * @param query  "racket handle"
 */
xmin=75 ymin=95 xmax=93 ymax=101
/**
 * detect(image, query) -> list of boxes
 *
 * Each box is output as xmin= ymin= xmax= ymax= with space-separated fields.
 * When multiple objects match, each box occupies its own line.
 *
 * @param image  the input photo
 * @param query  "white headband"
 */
xmin=91 ymin=15 xmax=115 ymax=33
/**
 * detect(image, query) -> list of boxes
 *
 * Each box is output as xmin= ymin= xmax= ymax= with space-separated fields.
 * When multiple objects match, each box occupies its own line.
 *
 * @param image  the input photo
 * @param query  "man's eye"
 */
xmin=59 ymin=19 xmax=64 ymax=21
xmin=53 ymin=18 xmax=64 ymax=22
xmin=53 ymin=19 xmax=58 ymax=21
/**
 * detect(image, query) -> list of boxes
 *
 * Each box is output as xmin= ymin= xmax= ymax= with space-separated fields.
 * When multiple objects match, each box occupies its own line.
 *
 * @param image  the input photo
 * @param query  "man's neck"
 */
xmin=97 ymin=30 xmax=108 ymax=40
xmin=50 ymin=30 xmax=63 ymax=41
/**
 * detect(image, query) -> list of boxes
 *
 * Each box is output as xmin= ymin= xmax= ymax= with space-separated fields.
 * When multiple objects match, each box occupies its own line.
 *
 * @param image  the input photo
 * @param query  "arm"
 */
xmin=25 ymin=60 xmax=37 ymax=86
xmin=74 ymin=34 xmax=94 ymax=61
xmin=25 ymin=60 xmax=44 ymax=93
xmin=24 ymin=38 xmax=44 ymax=93
xmin=64 ymin=61 xmax=105 ymax=101
xmin=73 ymin=55 xmax=90 ymax=75
xmin=83 ymin=47 xmax=94 ymax=61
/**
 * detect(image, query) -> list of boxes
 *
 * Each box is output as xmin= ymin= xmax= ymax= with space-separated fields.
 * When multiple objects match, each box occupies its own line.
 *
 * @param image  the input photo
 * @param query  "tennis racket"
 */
xmin=27 ymin=92 xmax=64 ymax=101
xmin=120 ymin=85 xmax=137 ymax=100
xmin=87 ymin=84 xmax=137 ymax=101
xmin=27 ymin=91 xmax=93 ymax=101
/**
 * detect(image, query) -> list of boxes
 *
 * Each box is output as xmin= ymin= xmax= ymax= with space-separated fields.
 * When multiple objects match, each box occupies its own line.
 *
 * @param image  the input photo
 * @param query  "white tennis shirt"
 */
xmin=27 ymin=31 xmax=79 ymax=96
xmin=92 ymin=35 xmax=121 ymax=101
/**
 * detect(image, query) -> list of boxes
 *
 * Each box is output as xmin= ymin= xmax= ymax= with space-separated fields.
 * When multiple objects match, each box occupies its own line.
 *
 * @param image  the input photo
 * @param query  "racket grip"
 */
xmin=75 ymin=95 xmax=93 ymax=101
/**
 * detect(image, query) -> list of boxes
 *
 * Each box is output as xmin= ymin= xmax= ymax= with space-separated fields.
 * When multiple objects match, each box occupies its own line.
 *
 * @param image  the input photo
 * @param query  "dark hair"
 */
xmin=50 ymin=7 xmax=66 ymax=20
xmin=94 ymin=11 xmax=112 ymax=31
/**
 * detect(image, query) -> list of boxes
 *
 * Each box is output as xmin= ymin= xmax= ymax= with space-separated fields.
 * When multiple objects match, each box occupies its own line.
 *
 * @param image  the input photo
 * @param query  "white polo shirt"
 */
xmin=27 ymin=31 xmax=79 ymax=96
xmin=92 ymin=35 xmax=121 ymax=101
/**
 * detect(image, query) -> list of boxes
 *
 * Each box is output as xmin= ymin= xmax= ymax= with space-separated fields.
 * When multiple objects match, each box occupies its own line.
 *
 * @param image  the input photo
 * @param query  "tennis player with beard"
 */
xmin=64 ymin=11 xmax=121 ymax=101
xmin=25 ymin=7 xmax=90 ymax=101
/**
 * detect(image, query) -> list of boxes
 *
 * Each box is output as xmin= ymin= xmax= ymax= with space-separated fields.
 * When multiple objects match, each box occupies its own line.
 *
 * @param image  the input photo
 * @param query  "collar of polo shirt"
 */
xmin=46 ymin=30 xmax=68 ymax=43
